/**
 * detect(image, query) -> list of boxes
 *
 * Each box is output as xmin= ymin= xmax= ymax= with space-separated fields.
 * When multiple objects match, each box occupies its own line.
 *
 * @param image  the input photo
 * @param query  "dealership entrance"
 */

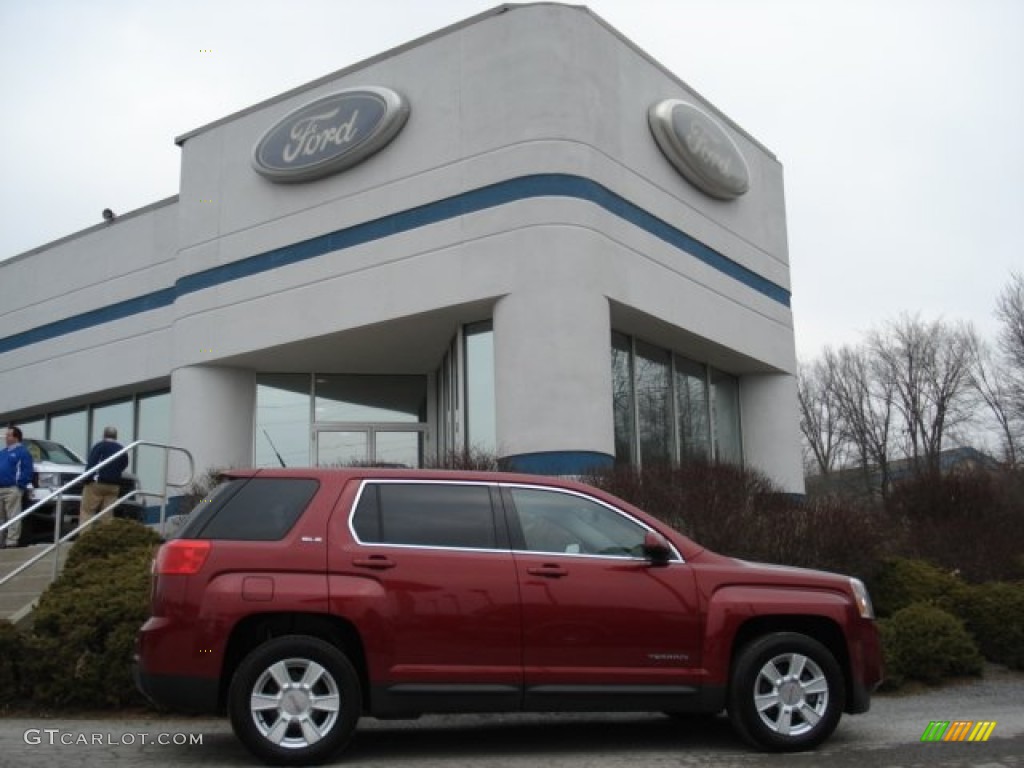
xmin=314 ymin=425 xmax=426 ymax=468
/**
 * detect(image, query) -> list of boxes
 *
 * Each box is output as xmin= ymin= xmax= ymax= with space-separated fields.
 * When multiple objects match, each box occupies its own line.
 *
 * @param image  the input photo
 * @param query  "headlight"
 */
xmin=850 ymin=578 xmax=875 ymax=619
xmin=36 ymin=472 xmax=62 ymax=489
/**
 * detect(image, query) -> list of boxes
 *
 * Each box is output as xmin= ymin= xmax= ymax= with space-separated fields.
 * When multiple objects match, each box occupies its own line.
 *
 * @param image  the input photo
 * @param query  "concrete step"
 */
xmin=0 ymin=543 xmax=70 ymax=626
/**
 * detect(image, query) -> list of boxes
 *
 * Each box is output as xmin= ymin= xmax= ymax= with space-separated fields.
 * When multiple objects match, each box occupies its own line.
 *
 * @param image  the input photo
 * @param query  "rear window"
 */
xmin=352 ymin=482 xmax=498 ymax=549
xmin=177 ymin=477 xmax=319 ymax=541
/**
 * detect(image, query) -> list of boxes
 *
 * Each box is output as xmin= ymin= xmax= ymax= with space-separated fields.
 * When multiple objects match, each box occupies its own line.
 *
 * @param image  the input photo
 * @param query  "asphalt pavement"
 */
xmin=1 ymin=668 xmax=1021 ymax=768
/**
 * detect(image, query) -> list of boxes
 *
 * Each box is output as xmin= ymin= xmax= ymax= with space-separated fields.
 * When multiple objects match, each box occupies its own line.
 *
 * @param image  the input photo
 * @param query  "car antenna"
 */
xmin=262 ymin=429 xmax=287 ymax=468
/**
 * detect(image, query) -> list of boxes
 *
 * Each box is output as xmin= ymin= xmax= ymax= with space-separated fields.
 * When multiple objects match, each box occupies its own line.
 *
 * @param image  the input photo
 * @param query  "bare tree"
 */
xmin=797 ymin=357 xmax=847 ymax=476
xmin=996 ymin=272 xmax=1024 ymax=419
xmin=969 ymin=333 xmax=1020 ymax=465
xmin=869 ymin=315 xmax=976 ymax=474
xmin=826 ymin=345 xmax=897 ymax=497
xmin=990 ymin=272 xmax=1024 ymax=463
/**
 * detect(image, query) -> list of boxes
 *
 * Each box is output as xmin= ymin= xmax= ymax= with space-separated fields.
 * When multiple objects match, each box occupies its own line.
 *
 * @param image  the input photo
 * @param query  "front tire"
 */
xmin=228 ymin=635 xmax=362 ymax=766
xmin=728 ymin=632 xmax=844 ymax=752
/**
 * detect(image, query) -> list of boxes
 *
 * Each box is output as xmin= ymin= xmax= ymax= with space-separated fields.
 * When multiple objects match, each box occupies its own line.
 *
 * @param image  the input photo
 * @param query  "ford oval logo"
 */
xmin=649 ymin=100 xmax=750 ymax=200
xmin=252 ymin=86 xmax=409 ymax=183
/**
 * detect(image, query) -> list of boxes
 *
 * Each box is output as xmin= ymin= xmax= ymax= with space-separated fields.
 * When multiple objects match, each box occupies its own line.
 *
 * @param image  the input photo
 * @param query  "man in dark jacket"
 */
xmin=79 ymin=426 xmax=129 ymax=529
xmin=1 ymin=426 xmax=34 ymax=548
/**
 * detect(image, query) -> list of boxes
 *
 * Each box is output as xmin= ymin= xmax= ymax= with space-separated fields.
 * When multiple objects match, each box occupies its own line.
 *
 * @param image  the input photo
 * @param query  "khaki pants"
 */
xmin=0 ymin=486 xmax=23 ymax=547
xmin=79 ymin=481 xmax=121 ymax=529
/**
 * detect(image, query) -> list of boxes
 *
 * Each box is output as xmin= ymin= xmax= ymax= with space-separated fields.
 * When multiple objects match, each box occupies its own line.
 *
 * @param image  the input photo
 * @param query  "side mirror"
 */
xmin=643 ymin=531 xmax=672 ymax=566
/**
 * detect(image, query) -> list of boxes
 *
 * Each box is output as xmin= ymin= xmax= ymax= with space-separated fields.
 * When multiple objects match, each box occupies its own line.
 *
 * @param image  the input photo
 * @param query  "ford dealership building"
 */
xmin=0 ymin=3 xmax=804 ymax=501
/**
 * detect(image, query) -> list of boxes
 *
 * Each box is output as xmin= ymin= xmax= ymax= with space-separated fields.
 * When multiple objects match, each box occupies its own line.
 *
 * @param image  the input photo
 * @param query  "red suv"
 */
xmin=135 ymin=468 xmax=882 ymax=765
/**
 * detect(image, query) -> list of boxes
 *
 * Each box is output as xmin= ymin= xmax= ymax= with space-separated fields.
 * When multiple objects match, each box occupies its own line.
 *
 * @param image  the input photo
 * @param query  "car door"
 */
xmin=503 ymin=484 xmax=703 ymax=710
xmin=327 ymin=479 xmax=523 ymax=715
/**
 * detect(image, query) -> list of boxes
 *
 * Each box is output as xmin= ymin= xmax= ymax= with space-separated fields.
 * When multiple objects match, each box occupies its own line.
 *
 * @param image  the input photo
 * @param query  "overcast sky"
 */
xmin=1 ymin=0 xmax=1021 ymax=360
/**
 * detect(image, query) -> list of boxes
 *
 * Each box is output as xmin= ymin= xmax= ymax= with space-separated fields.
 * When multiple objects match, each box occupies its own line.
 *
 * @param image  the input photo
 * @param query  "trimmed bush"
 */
xmin=0 ymin=620 xmax=29 ymax=706
xmin=869 ymin=557 xmax=965 ymax=619
xmin=880 ymin=602 xmax=983 ymax=687
xmin=27 ymin=519 xmax=160 ymax=708
xmin=64 ymin=516 xmax=161 ymax=572
xmin=950 ymin=581 xmax=1024 ymax=670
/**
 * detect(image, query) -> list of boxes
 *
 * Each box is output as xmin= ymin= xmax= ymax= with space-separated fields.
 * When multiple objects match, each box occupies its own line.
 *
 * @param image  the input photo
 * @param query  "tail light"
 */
xmin=154 ymin=540 xmax=211 ymax=575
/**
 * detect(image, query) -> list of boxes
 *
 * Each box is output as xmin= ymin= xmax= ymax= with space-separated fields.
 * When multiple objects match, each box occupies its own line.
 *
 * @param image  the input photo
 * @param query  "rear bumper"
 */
xmin=133 ymin=661 xmax=220 ymax=714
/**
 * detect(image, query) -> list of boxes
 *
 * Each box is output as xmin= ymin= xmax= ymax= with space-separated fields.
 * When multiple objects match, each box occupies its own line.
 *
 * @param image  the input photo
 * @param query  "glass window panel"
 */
xmin=256 ymin=375 xmax=310 ymax=467
xmin=675 ymin=356 xmax=710 ymax=460
xmin=190 ymin=477 xmax=319 ymax=541
xmin=315 ymin=375 xmax=426 ymax=424
xmin=374 ymin=431 xmax=422 ymax=468
xmin=611 ymin=332 xmax=634 ymax=465
xmin=136 ymin=391 xmax=170 ymax=496
xmin=14 ymin=417 xmax=46 ymax=441
xmin=373 ymin=483 xmax=497 ymax=549
xmin=49 ymin=409 xmax=88 ymax=460
xmin=316 ymin=430 xmax=368 ymax=467
xmin=510 ymin=488 xmax=648 ymax=557
xmin=464 ymin=321 xmax=496 ymax=453
xmin=91 ymin=399 xmax=135 ymax=449
xmin=635 ymin=340 xmax=672 ymax=466
xmin=351 ymin=484 xmax=382 ymax=543
xmin=435 ymin=343 xmax=456 ymax=457
xmin=712 ymin=370 xmax=743 ymax=464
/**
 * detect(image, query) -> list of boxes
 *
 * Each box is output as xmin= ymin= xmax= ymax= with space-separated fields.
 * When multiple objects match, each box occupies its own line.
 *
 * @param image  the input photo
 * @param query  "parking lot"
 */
xmin=1 ymin=669 xmax=1022 ymax=768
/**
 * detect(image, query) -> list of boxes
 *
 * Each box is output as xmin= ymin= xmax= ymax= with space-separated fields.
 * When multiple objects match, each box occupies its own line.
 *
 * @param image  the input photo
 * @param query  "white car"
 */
xmin=18 ymin=438 xmax=145 ymax=546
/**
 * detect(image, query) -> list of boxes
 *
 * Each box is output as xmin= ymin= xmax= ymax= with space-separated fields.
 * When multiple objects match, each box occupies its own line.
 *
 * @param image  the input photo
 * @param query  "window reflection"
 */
xmin=15 ymin=417 xmax=46 ymax=441
xmin=712 ymin=370 xmax=742 ymax=464
xmin=464 ymin=321 xmax=496 ymax=453
xmin=314 ymin=375 xmax=426 ymax=423
xmin=611 ymin=332 xmax=742 ymax=468
xmin=435 ymin=322 xmax=497 ymax=458
xmin=611 ymin=333 xmax=634 ymax=466
xmin=374 ymin=431 xmax=422 ymax=468
xmin=256 ymin=375 xmax=311 ymax=467
xmin=136 ymin=392 xmax=170 ymax=494
xmin=675 ymin=356 xmax=710 ymax=459
xmin=635 ymin=341 xmax=672 ymax=466
xmin=49 ymin=409 xmax=88 ymax=460
xmin=316 ymin=431 xmax=368 ymax=467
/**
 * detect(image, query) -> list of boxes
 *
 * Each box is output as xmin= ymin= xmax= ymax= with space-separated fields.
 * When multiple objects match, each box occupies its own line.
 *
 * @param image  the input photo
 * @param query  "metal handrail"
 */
xmin=0 ymin=440 xmax=195 ymax=591
xmin=0 ymin=490 xmax=147 ymax=588
xmin=0 ymin=439 xmax=194 ymax=538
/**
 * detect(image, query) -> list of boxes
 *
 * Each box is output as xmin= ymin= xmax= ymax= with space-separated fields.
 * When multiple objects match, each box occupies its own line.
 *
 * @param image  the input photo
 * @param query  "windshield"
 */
xmin=25 ymin=439 xmax=85 ymax=465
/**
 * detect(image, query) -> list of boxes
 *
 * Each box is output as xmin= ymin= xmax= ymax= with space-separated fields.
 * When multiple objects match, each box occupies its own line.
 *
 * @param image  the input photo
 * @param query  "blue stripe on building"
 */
xmin=0 ymin=174 xmax=791 ymax=355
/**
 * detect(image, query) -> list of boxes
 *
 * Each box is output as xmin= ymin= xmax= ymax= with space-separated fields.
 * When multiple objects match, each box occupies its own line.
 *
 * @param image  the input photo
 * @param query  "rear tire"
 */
xmin=728 ymin=632 xmax=844 ymax=751
xmin=228 ymin=635 xmax=361 ymax=766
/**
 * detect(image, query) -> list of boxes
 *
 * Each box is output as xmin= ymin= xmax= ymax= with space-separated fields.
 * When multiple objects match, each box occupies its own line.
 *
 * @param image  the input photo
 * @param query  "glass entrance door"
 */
xmin=315 ymin=427 xmax=423 ymax=468
xmin=315 ymin=430 xmax=369 ymax=467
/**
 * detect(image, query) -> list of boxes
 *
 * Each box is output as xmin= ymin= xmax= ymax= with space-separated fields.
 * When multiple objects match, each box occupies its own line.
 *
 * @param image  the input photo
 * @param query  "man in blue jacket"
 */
xmin=80 ymin=426 xmax=129 ymax=529
xmin=1 ymin=426 xmax=34 ymax=548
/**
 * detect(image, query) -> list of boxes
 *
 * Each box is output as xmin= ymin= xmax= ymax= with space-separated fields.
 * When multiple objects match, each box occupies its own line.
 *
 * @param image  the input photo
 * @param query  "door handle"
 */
xmin=352 ymin=556 xmax=396 ymax=570
xmin=527 ymin=565 xmax=568 ymax=578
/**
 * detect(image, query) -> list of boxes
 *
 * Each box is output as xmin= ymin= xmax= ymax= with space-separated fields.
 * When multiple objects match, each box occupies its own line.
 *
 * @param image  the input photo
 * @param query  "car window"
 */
xmin=182 ymin=477 xmax=319 ymax=541
xmin=352 ymin=482 xmax=498 ymax=550
xmin=509 ymin=487 xmax=648 ymax=557
xmin=27 ymin=439 xmax=84 ymax=464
